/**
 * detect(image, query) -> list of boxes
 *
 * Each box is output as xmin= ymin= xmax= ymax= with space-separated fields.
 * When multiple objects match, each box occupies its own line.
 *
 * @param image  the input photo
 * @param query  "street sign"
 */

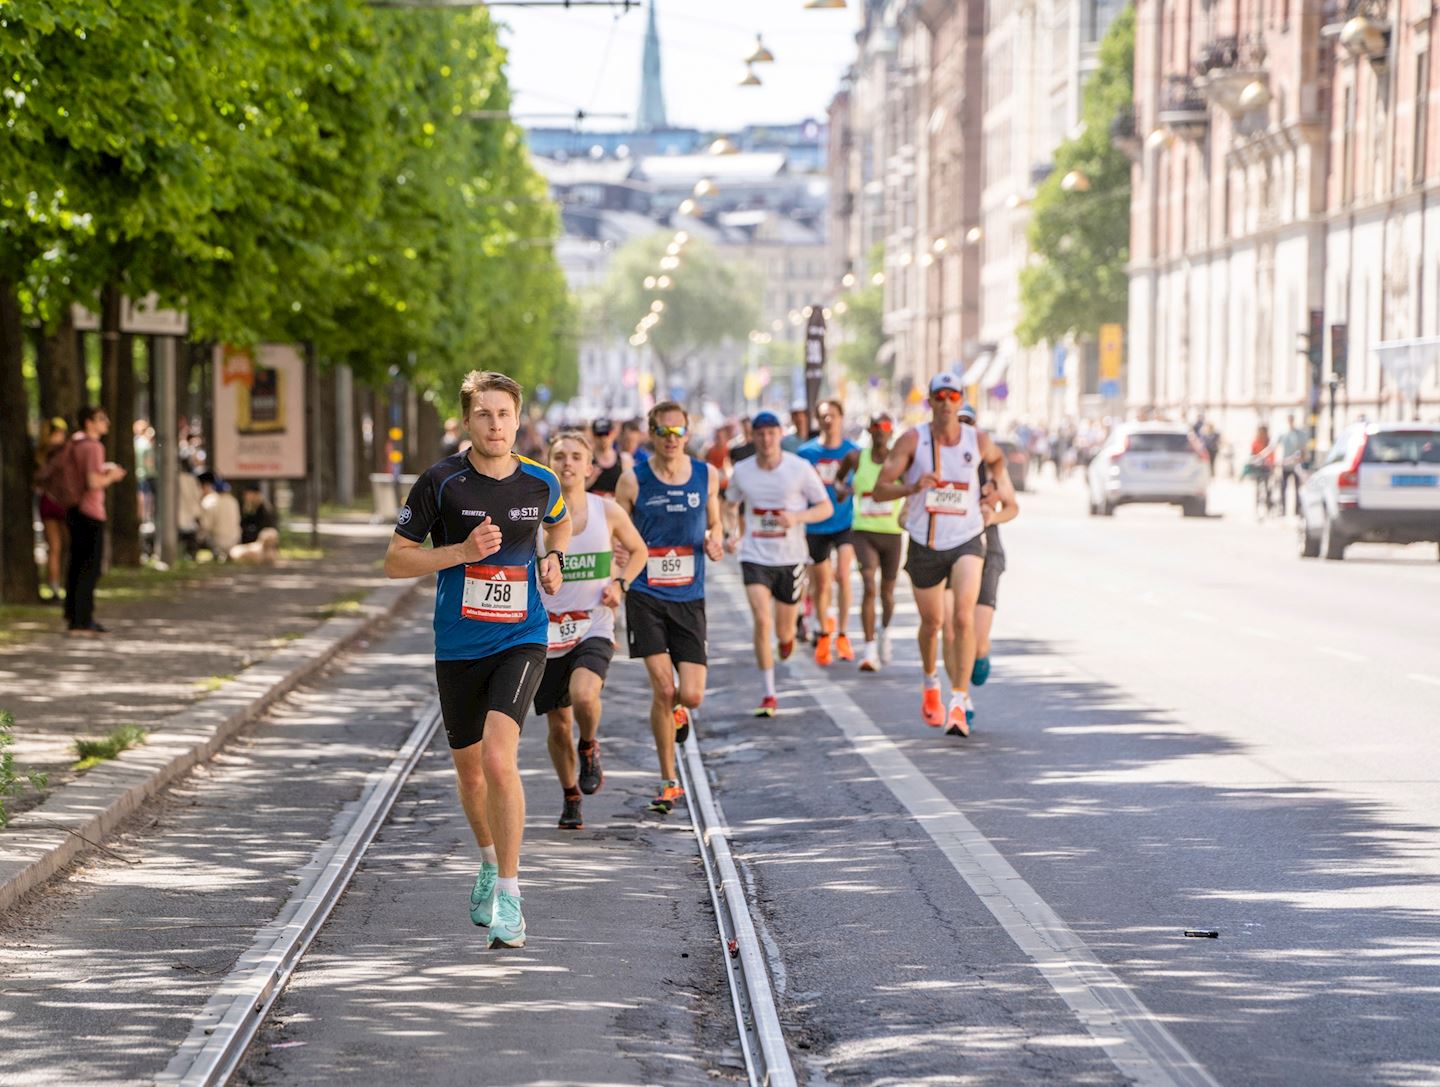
xmin=1051 ymin=344 xmax=1067 ymax=386
xmin=212 ymin=344 xmax=308 ymax=479
xmin=72 ymin=293 xmax=189 ymax=336
xmin=804 ymin=306 xmax=827 ymax=420
xmin=1099 ymin=324 xmax=1123 ymax=381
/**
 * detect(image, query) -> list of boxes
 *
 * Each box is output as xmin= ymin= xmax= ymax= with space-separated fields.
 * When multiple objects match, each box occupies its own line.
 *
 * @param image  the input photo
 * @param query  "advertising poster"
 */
xmin=212 ymin=343 xmax=307 ymax=479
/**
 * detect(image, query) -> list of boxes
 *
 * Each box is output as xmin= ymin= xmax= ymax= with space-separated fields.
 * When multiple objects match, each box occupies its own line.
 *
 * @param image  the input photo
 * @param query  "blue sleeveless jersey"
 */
xmin=631 ymin=458 xmax=709 ymax=602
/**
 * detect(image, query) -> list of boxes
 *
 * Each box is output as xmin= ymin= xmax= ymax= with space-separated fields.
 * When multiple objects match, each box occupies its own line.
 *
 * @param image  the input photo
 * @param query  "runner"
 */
xmin=385 ymin=370 xmax=570 ymax=950
xmin=537 ymin=431 xmax=648 ymax=830
xmin=586 ymin=418 xmax=630 ymax=498
xmin=797 ymin=399 xmax=862 ymax=667
xmin=960 ymin=404 xmax=1020 ymax=689
xmin=723 ymin=410 xmax=833 ymax=716
xmin=870 ymin=373 xmax=1016 ymax=736
xmin=614 ymin=401 xmax=725 ymax=814
xmin=850 ymin=412 xmax=905 ymax=672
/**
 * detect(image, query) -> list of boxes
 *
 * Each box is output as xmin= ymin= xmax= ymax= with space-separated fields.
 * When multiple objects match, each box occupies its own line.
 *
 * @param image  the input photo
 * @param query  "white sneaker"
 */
xmin=878 ymin=628 xmax=893 ymax=665
xmin=859 ymin=641 xmax=880 ymax=673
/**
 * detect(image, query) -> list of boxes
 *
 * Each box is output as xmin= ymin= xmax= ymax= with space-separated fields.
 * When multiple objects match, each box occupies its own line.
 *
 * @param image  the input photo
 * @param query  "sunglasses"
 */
xmin=931 ymin=388 xmax=964 ymax=403
xmin=871 ymin=420 xmax=893 ymax=433
xmin=652 ymin=424 xmax=689 ymax=439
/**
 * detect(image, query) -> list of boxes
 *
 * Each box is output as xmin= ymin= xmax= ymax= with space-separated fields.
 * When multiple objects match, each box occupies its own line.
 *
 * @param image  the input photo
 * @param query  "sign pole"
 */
xmin=804 ymin=306 xmax=827 ymax=426
xmin=153 ymin=336 xmax=179 ymax=567
xmin=305 ymin=342 xmax=320 ymax=548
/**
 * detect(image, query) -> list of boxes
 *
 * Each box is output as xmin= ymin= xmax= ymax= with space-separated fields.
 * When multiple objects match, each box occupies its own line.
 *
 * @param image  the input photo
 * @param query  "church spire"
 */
xmin=637 ymin=1 xmax=668 ymax=132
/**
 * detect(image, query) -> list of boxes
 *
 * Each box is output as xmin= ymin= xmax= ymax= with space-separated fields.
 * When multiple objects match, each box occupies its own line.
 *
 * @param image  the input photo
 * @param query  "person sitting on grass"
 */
xmin=197 ymin=472 xmax=242 ymax=560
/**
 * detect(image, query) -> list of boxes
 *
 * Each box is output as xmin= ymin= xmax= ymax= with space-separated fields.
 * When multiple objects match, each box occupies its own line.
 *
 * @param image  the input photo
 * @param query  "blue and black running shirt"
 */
xmin=396 ymin=453 xmax=566 ymax=661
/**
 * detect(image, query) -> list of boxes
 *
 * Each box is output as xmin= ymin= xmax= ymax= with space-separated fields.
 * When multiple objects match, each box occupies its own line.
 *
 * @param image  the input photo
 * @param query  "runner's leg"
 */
xmin=746 ymin=584 xmax=776 ymax=670
xmin=451 ymin=743 xmax=494 ymax=853
xmin=812 ymin=553 xmax=834 ymax=660
xmin=913 ymin=581 xmax=947 ymax=725
xmin=835 ymin=542 xmax=855 ymax=638
xmin=676 ymin=662 xmax=707 ymax=712
xmin=975 ymin=604 xmax=996 ymax=662
xmin=477 ymin=714 xmax=525 ymax=879
xmin=545 ymin=707 xmax=577 ymax=791
xmin=948 ymin=556 xmax=985 ymax=697
xmin=643 ymin=653 xmax=679 ymax=782
xmin=857 ymin=545 xmax=879 ymax=642
xmin=570 ymin=668 xmax=604 ymax=745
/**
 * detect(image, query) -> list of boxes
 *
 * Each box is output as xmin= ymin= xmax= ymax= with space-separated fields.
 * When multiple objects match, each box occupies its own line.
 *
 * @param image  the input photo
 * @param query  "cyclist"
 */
xmin=385 ymin=370 xmax=569 ymax=950
xmin=614 ymin=402 xmax=724 ymax=814
xmin=723 ymin=410 xmax=833 ymax=716
xmin=851 ymin=413 xmax=904 ymax=672
xmin=870 ymin=373 xmax=1016 ymax=736
xmin=538 ymin=431 xmax=648 ymax=830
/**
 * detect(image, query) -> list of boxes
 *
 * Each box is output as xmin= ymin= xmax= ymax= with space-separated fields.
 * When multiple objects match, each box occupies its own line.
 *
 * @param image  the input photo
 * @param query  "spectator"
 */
xmin=440 ymin=417 xmax=463 ymax=458
xmin=1275 ymin=414 xmax=1308 ymax=514
xmin=239 ymin=484 xmax=279 ymax=545
xmin=704 ymin=422 xmax=734 ymax=489
xmin=178 ymin=459 xmax=203 ymax=558
xmin=620 ymin=418 xmax=649 ymax=464
xmin=781 ymin=401 xmax=811 ymax=453
xmin=197 ymin=472 xmax=242 ymax=559
xmin=32 ymin=417 xmax=71 ymax=602
xmin=729 ymin=417 xmax=757 ymax=464
xmin=63 ymin=406 xmax=127 ymax=636
xmin=133 ymin=419 xmax=156 ymax=524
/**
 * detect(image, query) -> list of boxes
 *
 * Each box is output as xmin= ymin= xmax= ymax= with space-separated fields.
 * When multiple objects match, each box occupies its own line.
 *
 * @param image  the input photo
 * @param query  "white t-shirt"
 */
xmin=725 ymin=452 xmax=828 ymax=566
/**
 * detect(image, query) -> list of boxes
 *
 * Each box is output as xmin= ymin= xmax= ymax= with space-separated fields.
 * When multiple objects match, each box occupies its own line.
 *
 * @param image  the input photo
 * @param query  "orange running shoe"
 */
xmin=777 ymin=640 xmax=794 ymax=661
xmin=835 ymin=634 xmax=854 ymax=662
xmin=815 ymin=634 xmax=832 ymax=667
xmin=648 ymin=781 xmax=686 ymax=813
xmin=921 ymin=687 xmax=944 ymax=727
xmin=673 ymin=705 xmax=691 ymax=745
xmin=945 ymin=697 xmax=971 ymax=737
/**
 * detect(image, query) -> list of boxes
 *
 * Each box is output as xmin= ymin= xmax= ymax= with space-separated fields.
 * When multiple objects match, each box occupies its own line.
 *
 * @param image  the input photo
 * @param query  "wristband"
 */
xmin=544 ymin=549 xmax=565 ymax=565
xmin=616 ymin=577 xmax=629 ymax=593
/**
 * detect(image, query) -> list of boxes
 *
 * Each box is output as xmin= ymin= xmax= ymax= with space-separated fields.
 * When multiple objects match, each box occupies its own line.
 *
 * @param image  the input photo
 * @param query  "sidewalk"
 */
xmin=0 ymin=521 xmax=400 ymax=821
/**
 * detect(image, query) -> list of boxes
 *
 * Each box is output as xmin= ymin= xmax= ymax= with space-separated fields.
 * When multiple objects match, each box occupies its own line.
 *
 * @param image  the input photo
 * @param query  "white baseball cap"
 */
xmin=929 ymin=371 xmax=965 ymax=395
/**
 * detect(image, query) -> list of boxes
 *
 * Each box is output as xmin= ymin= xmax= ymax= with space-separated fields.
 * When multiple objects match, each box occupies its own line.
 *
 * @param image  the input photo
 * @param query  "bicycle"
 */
xmin=1244 ymin=456 xmax=1278 ymax=520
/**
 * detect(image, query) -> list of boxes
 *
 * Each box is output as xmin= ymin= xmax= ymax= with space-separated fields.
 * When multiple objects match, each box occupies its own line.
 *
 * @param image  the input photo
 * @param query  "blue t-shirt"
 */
xmin=396 ymin=453 xmax=566 ymax=661
xmin=797 ymin=437 xmax=860 ymax=534
xmin=630 ymin=458 xmax=709 ymax=603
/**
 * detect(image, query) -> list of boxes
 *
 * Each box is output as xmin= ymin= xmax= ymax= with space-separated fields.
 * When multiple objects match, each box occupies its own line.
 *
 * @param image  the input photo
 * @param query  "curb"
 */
xmin=0 ymin=579 xmax=420 ymax=916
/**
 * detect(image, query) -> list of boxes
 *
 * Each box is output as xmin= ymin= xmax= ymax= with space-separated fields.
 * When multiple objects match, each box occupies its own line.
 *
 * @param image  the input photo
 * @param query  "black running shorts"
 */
xmin=978 ymin=548 xmax=1006 ymax=610
xmin=741 ymin=560 xmax=807 ymax=605
xmin=533 ymin=638 xmax=615 ymax=716
xmin=435 ymin=644 xmax=547 ymax=749
xmin=904 ymin=534 xmax=987 ymax=590
xmin=852 ymin=531 xmax=903 ymax=583
xmin=806 ymin=527 xmax=853 ymax=565
xmin=625 ymin=590 xmax=707 ymax=665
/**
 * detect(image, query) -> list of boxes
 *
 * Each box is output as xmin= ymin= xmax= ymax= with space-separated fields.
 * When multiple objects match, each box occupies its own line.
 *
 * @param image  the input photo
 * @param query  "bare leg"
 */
xmin=834 ymin=543 xmax=855 ymax=635
xmin=745 ymin=584 xmax=776 ymax=669
xmin=912 ymin=582 xmax=946 ymax=676
xmin=643 ymin=653 xmax=678 ymax=781
xmin=975 ymin=604 xmax=996 ymax=660
xmin=812 ymin=557 xmax=834 ymax=632
xmin=947 ymin=557 xmax=985 ymax=696
xmin=570 ymin=668 xmax=604 ymax=744
xmin=774 ymin=600 xmax=799 ymax=645
xmin=43 ymin=521 xmax=64 ymax=588
xmin=858 ymin=560 xmax=879 ymax=641
xmin=546 ymin=708 xmax=577 ymax=791
xmin=451 ymin=742 xmax=493 ymax=851
xmin=676 ymin=661 xmax=707 ymax=712
xmin=478 ymin=714 xmax=525 ymax=879
xmin=880 ymin=576 xmax=897 ymax=628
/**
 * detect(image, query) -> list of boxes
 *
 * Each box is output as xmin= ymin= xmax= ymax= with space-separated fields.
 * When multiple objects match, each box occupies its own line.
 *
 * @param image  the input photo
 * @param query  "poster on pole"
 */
xmin=212 ymin=343 xmax=307 ymax=479
xmin=1098 ymin=323 xmax=1124 ymax=399
xmin=804 ymin=306 xmax=827 ymax=420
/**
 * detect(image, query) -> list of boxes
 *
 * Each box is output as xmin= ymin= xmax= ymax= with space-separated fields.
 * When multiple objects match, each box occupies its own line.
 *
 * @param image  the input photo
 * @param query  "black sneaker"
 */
xmin=558 ymin=796 xmax=583 ymax=830
xmin=578 ymin=742 xmax=603 ymax=795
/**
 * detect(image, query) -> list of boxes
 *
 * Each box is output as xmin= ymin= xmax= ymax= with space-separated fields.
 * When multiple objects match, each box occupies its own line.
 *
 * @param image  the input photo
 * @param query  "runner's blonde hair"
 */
xmin=459 ymin=371 xmax=523 ymax=417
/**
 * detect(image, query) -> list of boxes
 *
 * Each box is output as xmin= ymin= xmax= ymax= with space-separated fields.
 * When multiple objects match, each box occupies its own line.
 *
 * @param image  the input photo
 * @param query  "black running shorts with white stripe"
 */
xmin=435 ymin=645 xmax=547 ymax=748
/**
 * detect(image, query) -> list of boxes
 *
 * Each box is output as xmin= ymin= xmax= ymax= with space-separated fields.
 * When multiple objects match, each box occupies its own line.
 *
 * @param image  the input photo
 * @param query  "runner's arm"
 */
xmin=705 ymin=466 xmax=725 ymax=560
xmin=832 ymin=449 xmax=862 ymax=502
xmin=606 ymin=501 xmax=649 ymax=588
xmin=978 ymin=433 xmax=1020 ymax=525
xmin=385 ymin=526 xmax=494 ymax=579
xmin=870 ymin=430 xmax=923 ymax=501
xmin=792 ymin=465 xmax=833 ymax=526
xmin=613 ymin=468 xmax=638 ymax=514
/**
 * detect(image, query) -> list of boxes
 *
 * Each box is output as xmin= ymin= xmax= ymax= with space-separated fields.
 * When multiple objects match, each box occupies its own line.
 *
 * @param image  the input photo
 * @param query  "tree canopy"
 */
xmin=1017 ymin=4 xmax=1134 ymax=348
xmin=833 ymin=244 xmax=886 ymax=380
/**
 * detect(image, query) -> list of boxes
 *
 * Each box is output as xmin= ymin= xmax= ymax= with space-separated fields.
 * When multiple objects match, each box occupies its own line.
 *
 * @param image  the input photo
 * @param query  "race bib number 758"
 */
xmin=462 ymin=564 xmax=528 ymax=623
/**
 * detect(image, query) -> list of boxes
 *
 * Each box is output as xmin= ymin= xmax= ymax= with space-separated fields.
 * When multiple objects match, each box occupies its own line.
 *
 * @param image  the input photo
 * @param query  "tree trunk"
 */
xmin=416 ymin=394 xmax=441 ymax=469
xmin=38 ymin=310 xmax=84 ymax=429
xmin=0 ymin=278 xmax=40 ymax=603
xmin=110 ymin=333 xmax=141 ymax=566
xmin=352 ymin=382 xmax=371 ymax=508
xmin=319 ymin=364 xmax=338 ymax=505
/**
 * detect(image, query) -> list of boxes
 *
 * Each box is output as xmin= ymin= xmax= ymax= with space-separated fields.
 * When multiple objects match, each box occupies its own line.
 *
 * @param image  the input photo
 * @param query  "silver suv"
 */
xmin=1087 ymin=424 xmax=1210 ymax=518
xmin=1298 ymin=423 xmax=1440 ymax=560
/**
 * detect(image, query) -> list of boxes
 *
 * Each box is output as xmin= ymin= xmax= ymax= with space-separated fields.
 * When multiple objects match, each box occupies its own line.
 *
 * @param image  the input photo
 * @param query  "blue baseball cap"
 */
xmin=752 ymin=410 xmax=783 ymax=429
xmin=958 ymin=402 xmax=977 ymax=423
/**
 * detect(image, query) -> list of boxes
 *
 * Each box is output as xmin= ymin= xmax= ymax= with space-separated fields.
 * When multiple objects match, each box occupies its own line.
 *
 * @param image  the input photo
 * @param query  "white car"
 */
xmin=1298 ymin=423 xmax=1440 ymax=560
xmin=1087 ymin=424 xmax=1210 ymax=517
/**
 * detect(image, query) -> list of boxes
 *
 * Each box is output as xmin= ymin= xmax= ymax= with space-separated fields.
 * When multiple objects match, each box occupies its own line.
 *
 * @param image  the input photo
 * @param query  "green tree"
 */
xmin=593 ymin=233 xmax=757 ymax=395
xmin=834 ymin=244 xmax=886 ymax=379
xmin=1017 ymin=4 xmax=1135 ymax=347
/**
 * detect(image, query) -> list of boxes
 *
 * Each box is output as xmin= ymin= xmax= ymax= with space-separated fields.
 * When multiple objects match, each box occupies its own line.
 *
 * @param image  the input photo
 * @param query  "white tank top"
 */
xmin=541 ymin=493 xmax=616 ymax=657
xmin=902 ymin=423 xmax=985 ymax=550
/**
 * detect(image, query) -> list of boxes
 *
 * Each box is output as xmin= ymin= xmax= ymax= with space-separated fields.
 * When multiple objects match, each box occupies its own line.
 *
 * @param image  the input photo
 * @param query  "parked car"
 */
xmin=1298 ymin=423 xmax=1440 ymax=560
xmin=995 ymin=438 xmax=1030 ymax=492
xmin=1086 ymin=424 xmax=1210 ymax=517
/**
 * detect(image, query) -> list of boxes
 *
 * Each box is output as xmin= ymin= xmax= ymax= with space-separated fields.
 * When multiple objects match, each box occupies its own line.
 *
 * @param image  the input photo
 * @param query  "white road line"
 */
xmin=1180 ymin=610 xmax=1218 ymax=624
xmin=1236 ymin=625 xmax=1281 ymax=641
xmin=1408 ymin=673 xmax=1440 ymax=687
xmin=713 ymin=572 xmax=1221 ymax=1087
xmin=1318 ymin=646 xmax=1366 ymax=663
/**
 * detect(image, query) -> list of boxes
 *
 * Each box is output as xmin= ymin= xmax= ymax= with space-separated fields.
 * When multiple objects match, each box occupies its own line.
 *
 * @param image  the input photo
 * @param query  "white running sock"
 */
xmin=863 ymin=640 xmax=876 ymax=655
xmin=762 ymin=667 xmax=776 ymax=697
xmin=480 ymin=845 xmax=498 ymax=866
xmin=924 ymin=672 xmax=941 ymax=690
xmin=497 ymin=876 xmax=521 ymax=897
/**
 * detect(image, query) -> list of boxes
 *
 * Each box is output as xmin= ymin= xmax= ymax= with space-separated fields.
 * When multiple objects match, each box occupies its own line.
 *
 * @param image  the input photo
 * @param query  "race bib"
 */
xmin=562 ymin=551 xmax=612 ymax=583
xmin=647 ymin=546 xmax=695 ymax=587
xmin=752 ymin=508 xmax=787 ymax=538
xmin=547 ymin=609 xmax=594 ymax=653
xmin=462 ymin=564 xmax=528 ymax=623
xmin=859 ymin=491 xmax=895 ymax=518
xmin=924 ymin=482 xmax=969 ymax=516
xmin=816 ymin=460 xmax=842 ymax=485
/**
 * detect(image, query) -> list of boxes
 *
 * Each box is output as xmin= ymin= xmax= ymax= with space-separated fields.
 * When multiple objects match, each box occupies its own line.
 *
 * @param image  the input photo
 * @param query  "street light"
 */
xmin=745 ymin=34 xmax=775 ymax=64
xmin=656 ymin=275 xmax=673 ymax=290
xmin=651 ymin=300 xmax=666 ymax=313
xmin=739 ymin=63 xmax=763 ymax=87
xmin=660 ymin=255 xmax=681 ymax=271
xmin=872 ymin=272 xmax=885 ymax=285
xmin=693 ymin=179 xmax=718 ymax=197
xmin=708 ymin=137 xmax=739 ymax=156
xmin=678 ymin=198 xmax=699 ymax=215
xmin=965 ymin=226 xmax=984 ymax=245
xmin=1060 ymin=170 xmax=1091 ymax=193
xmin=841 ymin=272 xmax=856 ymax=288
xmin=644 ymin=276 xmax=658 ymax=289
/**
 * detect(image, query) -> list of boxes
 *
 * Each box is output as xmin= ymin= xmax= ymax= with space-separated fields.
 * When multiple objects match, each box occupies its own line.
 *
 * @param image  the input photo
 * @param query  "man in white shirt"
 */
xmin=723 ymin=411 xmax=832 ymax=717
xmin=197 ymin=472 xmax=243 ymax=559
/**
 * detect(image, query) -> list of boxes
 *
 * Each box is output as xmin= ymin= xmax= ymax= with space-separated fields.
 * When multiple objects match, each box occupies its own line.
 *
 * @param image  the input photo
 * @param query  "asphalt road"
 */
xmin=2 ymin=479 xmax=1436 ymax=1086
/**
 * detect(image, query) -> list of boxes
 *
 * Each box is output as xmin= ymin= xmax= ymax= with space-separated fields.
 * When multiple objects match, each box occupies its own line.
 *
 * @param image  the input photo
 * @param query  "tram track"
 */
xmin=159 ymin=698 xmax=793 ymax=1087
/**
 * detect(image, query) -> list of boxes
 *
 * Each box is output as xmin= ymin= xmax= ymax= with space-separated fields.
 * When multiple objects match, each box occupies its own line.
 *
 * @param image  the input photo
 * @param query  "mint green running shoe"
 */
xmin=488 ymin=889 xmax=526 ymax=949
xmin=470 ymin=862 xmax=498 ymax=927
